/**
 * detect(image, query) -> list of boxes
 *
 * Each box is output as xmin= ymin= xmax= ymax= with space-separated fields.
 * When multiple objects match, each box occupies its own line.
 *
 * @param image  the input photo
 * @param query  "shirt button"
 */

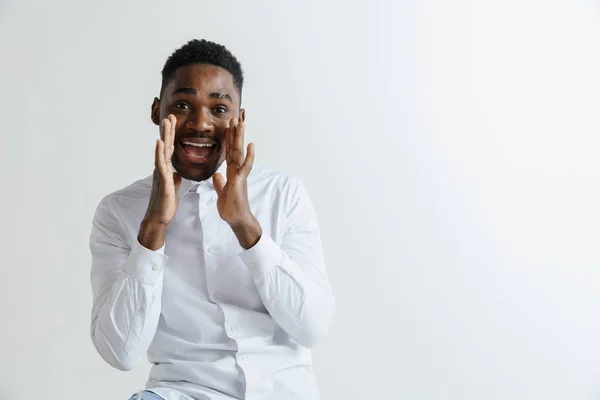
xmin=213 ymin=292 xmax=221 ymax=300
xmin=270 ymin=296 xmax=278 ymax=304
xmin=248 ymin=262 xmax=256 ymax=268
xmin=207 ymin=247 xmax=214 ymax=254
xmin=139 ymin=307 xmax=145 ymax=314
xmin=152 ymin=265 xmax=160 ymax=271
xmin=240 ymin=354 xmax=248 ymax=362
xmin=229 ymin=325 xmax=238 ymax=333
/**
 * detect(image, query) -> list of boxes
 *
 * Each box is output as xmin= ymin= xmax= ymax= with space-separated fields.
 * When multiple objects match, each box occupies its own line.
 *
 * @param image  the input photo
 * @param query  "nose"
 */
xmin=186 ymin=108 xmax=214 ymax=133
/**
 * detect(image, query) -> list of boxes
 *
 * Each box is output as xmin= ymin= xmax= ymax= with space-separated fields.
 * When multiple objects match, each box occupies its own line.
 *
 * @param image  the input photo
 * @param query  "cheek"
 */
xmin=172 ymin=122 xmax=187 ymax=142
xmin=214 ymin=123 xmax=228 ymax=138
xmin=215 ymin=117 xmax=230 ymax=128
xmin=158 ymin=102 xmax=170 ymax=119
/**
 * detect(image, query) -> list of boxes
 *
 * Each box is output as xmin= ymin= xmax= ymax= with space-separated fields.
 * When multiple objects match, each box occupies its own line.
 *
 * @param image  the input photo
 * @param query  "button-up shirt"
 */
xmin=89 ymin=163 xmax=335 ymax=400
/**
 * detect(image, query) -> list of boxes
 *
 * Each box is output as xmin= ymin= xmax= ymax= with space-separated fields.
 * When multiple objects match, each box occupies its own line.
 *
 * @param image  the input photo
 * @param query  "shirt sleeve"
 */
xmin=89 ymin=196 xmax=167 ymax=371
xmin=239 ymin=179 xmax=335 ymax=348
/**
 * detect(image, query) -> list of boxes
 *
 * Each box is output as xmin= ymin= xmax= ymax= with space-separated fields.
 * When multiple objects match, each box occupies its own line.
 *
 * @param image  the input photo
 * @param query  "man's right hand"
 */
xmin=138 ymin=114 xmax=182 ymax=250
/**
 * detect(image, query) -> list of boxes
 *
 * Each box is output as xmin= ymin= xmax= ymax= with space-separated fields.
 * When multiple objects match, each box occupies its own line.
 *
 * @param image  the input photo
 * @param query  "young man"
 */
xmin=89 ymin=39 xmax=335 ymax=400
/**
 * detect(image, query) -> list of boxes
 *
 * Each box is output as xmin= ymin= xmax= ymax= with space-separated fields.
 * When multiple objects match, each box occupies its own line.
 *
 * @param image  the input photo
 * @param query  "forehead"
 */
xmin=164 ymin=64 xmax=239 ymax=102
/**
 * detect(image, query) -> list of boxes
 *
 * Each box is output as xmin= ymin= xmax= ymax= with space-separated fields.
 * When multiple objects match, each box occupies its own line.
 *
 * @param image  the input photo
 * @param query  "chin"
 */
xmin=174 ymin=165 xmax=217 ymax=182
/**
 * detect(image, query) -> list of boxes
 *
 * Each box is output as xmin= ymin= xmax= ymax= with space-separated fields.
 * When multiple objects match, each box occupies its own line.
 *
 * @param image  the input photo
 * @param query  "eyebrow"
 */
xmin=209 ymin=92 xmax=233 ymax=102
xmin=172 ymin=87 xmax=197 ymax=96
xmin=172 ymin=87 xmax=233 ymax=103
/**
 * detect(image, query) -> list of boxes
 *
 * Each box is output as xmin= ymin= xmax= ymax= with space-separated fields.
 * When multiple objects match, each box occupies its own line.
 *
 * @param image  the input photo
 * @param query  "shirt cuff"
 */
xmin=123 ymin=240 xmax=169 ymax=285
xmin=238 ymin=234 xmax=282 ymax=278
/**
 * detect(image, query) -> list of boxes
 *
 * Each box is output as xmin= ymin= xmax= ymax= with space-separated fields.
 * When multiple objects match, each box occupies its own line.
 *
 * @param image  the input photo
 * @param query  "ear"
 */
xmin=151 ymin=97 xmax=161 ymax=125
xmin=239 ymin=108 xmax=246 ymax=122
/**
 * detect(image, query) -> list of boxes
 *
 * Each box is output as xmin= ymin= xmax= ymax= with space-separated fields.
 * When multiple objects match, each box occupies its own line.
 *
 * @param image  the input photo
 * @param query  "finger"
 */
xmin=230 ymin=119 xmax=244 ymax=166
xmin=155 ymin=139 xmax=166 ymax=175
xmin=212 ymin=172 xmax=226 ymax=198
xmin=168 ymin=114 xmax=177 ymax=159
xmin=224 ymin=127 xmax=231 ymax=165
xmin=226 ymin=117 xmax=237 ymax=164
xmin=240 ymin=142 xmax=255 ymax=176
xmin=234 ymin=120 xmax=244 ymax=153
xmin=173 ymin=172 xmax=183 ymax=191
xmin=161 ymin=118 xmax=170 ymax=161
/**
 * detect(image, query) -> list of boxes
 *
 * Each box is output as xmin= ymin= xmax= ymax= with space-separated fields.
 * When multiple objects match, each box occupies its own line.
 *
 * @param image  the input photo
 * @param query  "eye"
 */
xmin=213 ymin=106 xmax=228 ymax=114
xmin=174 ymin=102 xmax=190 ymax=110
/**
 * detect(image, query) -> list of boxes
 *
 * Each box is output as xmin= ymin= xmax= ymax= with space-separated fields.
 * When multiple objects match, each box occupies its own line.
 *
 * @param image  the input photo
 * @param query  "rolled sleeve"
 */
xmin=123 ymin=241 xmax=169 ymax=286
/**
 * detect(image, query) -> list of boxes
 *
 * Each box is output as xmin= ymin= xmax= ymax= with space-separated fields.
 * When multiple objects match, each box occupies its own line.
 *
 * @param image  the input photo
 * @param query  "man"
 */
xmin=89 ymin=39 xmax=335 ymax=400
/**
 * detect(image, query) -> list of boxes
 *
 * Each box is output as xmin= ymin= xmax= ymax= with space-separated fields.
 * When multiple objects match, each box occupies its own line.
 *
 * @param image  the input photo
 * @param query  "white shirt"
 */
xmin=89 ymin=163 xmax=335 ymax=400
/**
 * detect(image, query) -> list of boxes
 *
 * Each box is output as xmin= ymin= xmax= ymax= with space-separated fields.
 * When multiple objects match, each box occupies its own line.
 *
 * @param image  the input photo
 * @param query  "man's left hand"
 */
xmin=213 ymin=117 xmax=262 ymax=249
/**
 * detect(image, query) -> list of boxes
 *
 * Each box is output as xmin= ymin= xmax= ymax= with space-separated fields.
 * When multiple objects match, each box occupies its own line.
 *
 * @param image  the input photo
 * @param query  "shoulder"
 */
xmin=94 ymin=175 xmax=153 ymax=218
xmin=248 ymin=165 xmax=311 ymax=207
xmin=248 ymin=164 xmax=307 ymax=194
xmin=249 ymin=164 xmax=304 ymax=188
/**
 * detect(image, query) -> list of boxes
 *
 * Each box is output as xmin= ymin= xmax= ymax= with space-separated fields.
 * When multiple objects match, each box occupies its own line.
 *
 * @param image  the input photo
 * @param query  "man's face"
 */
xmin=152 ymin=63 xmax=244 ymax=182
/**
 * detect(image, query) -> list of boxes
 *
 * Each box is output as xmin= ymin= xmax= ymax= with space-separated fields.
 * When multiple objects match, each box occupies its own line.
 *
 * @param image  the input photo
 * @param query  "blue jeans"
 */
xmin=127 ymin=391 xmax=164 ymax=400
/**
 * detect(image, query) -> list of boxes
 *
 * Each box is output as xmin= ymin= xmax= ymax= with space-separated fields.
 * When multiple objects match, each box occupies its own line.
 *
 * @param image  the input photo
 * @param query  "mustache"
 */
xmin=177 ymin=131 xmax=222 ymax=141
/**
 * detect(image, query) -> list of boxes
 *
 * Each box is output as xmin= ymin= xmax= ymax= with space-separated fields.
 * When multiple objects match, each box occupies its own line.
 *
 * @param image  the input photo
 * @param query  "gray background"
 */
xmin=1 ymin=0 xmax=600 ymax=399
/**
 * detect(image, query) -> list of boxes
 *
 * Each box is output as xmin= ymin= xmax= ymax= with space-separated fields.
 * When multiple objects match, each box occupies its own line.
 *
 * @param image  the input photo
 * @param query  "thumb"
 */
xmin=173 ymin=172 xmax=183 ymax=191
xmin=212 ymin=172 xmax=226 ymax=197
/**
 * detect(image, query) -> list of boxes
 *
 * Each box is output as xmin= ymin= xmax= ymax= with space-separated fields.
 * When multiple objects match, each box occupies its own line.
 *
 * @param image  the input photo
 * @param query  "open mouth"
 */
xmin=179 ymin=139 xmax=217 ymax=163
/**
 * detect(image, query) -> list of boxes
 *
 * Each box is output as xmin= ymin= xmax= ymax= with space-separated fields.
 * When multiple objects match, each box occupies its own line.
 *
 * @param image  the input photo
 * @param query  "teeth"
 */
xmin=183 ymin=142 xmax=214 ymax=148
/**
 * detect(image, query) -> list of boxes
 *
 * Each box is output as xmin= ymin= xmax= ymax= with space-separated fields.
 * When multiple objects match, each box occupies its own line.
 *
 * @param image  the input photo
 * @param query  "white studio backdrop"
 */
xmin=1 ymin=1 xmax=600 ymax=399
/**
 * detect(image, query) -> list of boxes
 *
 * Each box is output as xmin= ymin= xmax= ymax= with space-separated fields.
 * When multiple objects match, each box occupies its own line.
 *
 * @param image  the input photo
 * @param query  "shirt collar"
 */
xmin=177 ymin=161 xmax=228 ymax=200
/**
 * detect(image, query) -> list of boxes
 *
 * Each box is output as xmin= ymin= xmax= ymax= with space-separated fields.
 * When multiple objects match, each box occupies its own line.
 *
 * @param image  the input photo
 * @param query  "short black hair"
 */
xmin=160 ymin=39 xmax=244 ymax=101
